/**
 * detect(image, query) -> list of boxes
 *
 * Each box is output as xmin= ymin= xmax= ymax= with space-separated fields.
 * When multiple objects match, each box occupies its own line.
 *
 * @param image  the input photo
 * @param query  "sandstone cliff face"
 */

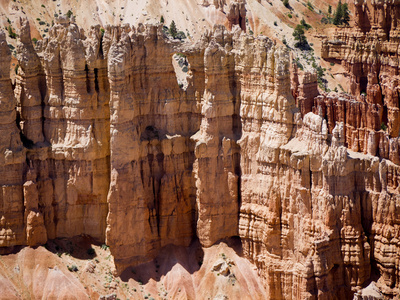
xmin=0 ymin=14 xmax=400 ymax=299
xmin=322 ymin=0 xmax=400 ymax=139
xmin=105 ymin=24 xmax=200 ymax=268
xmin=0 ymin=30 xmax=25 ymax=249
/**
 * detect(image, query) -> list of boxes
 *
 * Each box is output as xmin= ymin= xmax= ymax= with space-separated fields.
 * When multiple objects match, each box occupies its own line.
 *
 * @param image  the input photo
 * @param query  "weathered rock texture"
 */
xmin=0 ymin=14 xmax=399 ymax=299
xmin=314 ymin=0 xmax=400 ymax=298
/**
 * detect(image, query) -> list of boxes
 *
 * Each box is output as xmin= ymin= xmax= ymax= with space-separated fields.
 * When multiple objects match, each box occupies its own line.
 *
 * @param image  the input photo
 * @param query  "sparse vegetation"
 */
xmin=381 ymin=122 xmax=387 ymax=131
xmin=169 ymin=20 xmax=177 ymax=38
xmin=8 ymin=26 xmax=17 ymax=39
xmin=316 ymin=65 xmax=327 ymax=90
xmin=300 ymin=18 xmax=311 ymax=30
xmin=163 ymin=20 xmax=186 ymax=40
xmin=295 ymin=59 xmax=304 ymax=70
xmin=321 ymin=17 xmax=332 ymax=24
xmin=293 ymin=24 xmax=309 ymax=50
xmin=66 ymin=10 xmax=73 ymax=18
xmin=160 ymin=15 xmax=164 ymax=23
xmin=333 ymin=0 xmax=350 ymax=25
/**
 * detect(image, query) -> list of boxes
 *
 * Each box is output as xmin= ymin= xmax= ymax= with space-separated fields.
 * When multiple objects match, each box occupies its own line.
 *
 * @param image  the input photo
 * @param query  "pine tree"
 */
xmin=160 ymin=15 xmax=164 ymax=23
xmin=328 ymin=5 xmax=332 ymax=15
xmin=342 ymin=3 xmax=350 ymax=25
xmin=333 ymin=1 xmax=343 ymax=25
xmin=293 ymin=25 xmax=308 ymax=49
xmin=169 ymin=20 xmax=177 ymax=39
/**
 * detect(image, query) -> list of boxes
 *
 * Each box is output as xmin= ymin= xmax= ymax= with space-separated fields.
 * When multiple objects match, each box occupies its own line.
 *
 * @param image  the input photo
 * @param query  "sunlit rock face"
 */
xmin=0 ymin=13 xmax=399 ymax=299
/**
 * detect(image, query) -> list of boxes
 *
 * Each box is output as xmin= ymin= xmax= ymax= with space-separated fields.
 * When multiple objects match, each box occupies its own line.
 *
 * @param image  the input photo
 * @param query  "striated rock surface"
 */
xmin=0 ymin=12 xmax=400 ymax=299
xmin=105 ymin=24 xmax=200 ymax=269
xmin=0 ymin=29 xmax=26 ymax=249
xmin=320 ymin=2 xmax=400 ymax=297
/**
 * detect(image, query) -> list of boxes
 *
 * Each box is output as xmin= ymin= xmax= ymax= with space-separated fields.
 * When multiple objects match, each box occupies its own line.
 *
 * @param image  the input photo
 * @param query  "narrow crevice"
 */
xmin=85 ymin=64 xmax=91 ymax=94
xmin=16 ymin=110 xmax=34 ymax=149
xmin=94 ymin=68 xmax=99 ymax=93
xmin=38 ymin=72 xmax=47 ymax=143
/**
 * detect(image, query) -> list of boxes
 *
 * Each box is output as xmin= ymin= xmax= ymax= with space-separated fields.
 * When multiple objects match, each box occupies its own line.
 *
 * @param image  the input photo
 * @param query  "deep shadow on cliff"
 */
xmin=43 ymin=235 xmax=102 ymax=260
xmin=120 ymin=236 xmax=244 ymax=285
xmin=120 ymin=238 xmax=204 ymax=284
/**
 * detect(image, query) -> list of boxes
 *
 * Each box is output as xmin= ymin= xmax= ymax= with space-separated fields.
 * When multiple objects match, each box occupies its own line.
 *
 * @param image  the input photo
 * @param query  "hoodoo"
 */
xmin=0 ymin=0 xmax=400 ymax=299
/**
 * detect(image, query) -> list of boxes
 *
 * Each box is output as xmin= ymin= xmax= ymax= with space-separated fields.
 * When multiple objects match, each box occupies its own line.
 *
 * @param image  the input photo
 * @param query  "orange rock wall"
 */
xmin=0 ymin=14 xmax=400 ymax=299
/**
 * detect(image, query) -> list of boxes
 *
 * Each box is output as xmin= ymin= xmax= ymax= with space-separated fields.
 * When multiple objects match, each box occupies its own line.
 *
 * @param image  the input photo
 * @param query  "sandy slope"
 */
xmin=0 ymin=237 xmax=266 ymax=299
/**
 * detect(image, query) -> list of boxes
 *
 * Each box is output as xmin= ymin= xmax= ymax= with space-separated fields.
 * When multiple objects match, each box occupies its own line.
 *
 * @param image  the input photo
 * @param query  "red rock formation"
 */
xmin=295 ymin=72 xmax=319 ymax=116
xmin=105 ymin=24 xmax=200 ymax=269
xmin=227 ymin=1 xmax=246 ymax=31
xmin=322 ymin=0 xmax=400 ymax=139
xmin=0 ymin=12 xmax=400 ymax=299
xmin=0 ymin=29 xmax=26 ymax=250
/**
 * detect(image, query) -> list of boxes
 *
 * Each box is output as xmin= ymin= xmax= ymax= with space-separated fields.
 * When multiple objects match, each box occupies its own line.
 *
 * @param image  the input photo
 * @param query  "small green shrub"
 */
xmin=67 ymin=265 xmax=78 ymax=272
xmin=287 ymin=13 xmax=292 ymax=18
xmin=300 ymin=18 xmax=311 ymax=30
xmin=8 ymin=26 xmax=16 ymax=39
xmin=296 ymin=61 xmax=304 ymax=70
